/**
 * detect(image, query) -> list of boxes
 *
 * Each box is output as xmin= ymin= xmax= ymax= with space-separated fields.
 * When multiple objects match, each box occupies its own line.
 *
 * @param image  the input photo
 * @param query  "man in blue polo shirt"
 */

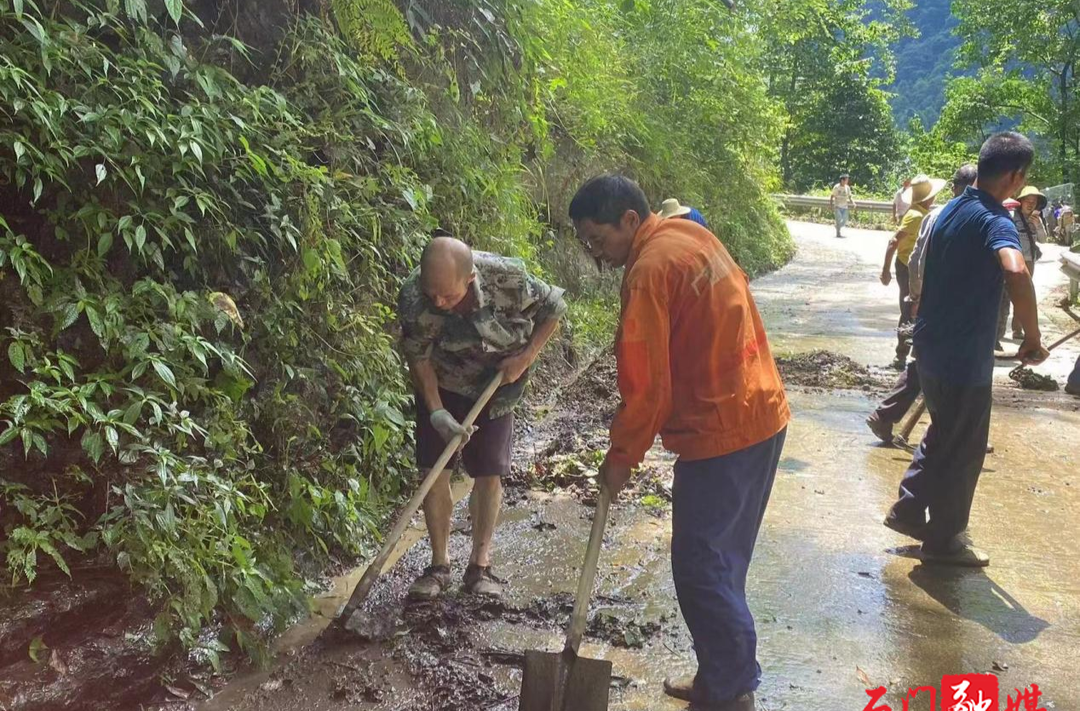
xmin=883 ymin=132 xmax=1049 ymax=566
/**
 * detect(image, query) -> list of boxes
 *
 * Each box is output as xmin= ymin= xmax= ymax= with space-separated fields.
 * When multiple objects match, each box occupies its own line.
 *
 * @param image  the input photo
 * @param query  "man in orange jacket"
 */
xmin=570 ymin=175 xmax=790 ymax=711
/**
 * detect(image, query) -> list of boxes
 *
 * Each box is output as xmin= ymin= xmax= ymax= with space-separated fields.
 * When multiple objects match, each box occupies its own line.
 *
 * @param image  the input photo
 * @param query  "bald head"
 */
xmin=420 ymin=237 xmax=476 ymax=312
xmin=421 ymin=237 xmax=473 ymax=282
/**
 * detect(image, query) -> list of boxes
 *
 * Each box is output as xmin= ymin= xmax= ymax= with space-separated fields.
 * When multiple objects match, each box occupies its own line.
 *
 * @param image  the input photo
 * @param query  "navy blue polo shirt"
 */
xmin=914 ymin=186 xmax=1022 ymax=386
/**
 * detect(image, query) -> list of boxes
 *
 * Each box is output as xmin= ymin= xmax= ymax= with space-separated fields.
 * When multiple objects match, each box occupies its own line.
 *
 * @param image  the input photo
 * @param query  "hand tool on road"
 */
xmin=896 ymin=325 xmax=1080 ymax=448
xmin=893 ymin=396 xmax=925 ymax=449
xmin=336 ymin=373 xmax=504 ymax=634
xmin=1005 ymin=324 xmax=1080 ymax=379
xmin=519 ymin=484 xmax=613 ymax=711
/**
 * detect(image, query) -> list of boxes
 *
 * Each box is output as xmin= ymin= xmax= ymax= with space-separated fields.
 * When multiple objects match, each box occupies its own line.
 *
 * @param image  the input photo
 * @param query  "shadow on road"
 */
xmin=907 ymin=566 xmax=1050 ymax=644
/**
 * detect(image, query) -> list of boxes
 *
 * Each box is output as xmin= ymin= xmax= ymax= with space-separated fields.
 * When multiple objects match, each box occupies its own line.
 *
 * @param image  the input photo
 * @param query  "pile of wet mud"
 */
xmin=1009 ymin=366 xmax=1059 ymax=391
xmin=775 ymin=350 xmax=888 ymax=391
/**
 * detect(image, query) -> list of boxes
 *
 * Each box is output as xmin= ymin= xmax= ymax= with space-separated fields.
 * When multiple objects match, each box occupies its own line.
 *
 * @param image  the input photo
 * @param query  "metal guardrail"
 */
xmin=1062 ymin=251 xmax=1080 ymax=301
xmin=773 ymin=194 xmax=894 ymax=214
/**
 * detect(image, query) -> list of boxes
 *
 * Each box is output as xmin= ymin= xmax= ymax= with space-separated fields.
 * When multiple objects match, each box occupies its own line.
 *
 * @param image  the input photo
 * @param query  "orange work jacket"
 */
xmin=608 ymin=214 xmax=790 ymax=467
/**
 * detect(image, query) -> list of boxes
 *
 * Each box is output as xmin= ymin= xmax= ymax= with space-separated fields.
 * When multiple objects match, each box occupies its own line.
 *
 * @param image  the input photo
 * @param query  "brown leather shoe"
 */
xmin=866 ymin=413 xmax=894 ymax=443
xmin=463 ymin=563 xmax=504 ymax=597
xmin=663 ymin=674 xmax=694 ymax=702
xmin=665 ymin=675 xmax=755 ymax=710
xmin=408 ymin=565 xmax=451 ymax=601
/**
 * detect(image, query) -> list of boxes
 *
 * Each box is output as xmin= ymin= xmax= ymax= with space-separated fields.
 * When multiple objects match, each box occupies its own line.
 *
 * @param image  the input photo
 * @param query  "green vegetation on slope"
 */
xmin=0 ymin=0 xmax=792 ymax=660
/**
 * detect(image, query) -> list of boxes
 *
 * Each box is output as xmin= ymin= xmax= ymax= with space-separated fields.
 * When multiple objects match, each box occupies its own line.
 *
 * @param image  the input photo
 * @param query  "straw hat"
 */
xmin=1016 ymin=185 xmax=1048 ymax=211
xmin=658 ymin=198 xmax=692 ymax=219
xmin=901 ymin=174 xmax=947 ymax=206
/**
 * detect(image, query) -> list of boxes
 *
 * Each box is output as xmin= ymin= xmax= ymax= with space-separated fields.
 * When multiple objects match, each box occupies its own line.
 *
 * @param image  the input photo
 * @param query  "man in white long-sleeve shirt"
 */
xmin=867 ymin=164 xmax=977 ymax=443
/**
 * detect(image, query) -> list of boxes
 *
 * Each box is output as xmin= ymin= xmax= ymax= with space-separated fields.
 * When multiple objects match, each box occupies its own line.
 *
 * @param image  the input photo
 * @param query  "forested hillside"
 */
xmin=888 ymin=0 xmax=960 ymax=126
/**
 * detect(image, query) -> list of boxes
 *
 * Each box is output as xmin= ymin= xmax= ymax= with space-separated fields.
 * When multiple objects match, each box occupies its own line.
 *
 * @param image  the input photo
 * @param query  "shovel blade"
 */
xmin=519 ymin=650 xmax=611 ymax=711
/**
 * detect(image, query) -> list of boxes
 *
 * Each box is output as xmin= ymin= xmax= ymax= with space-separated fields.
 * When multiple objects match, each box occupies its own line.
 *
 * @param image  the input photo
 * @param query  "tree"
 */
xmin=755 ymin=0 xmax=914 ymax=191
xmin=787 ymin=70 xmax=901 ymax=190
xmin=951 ymin=0 xmax=1080 ymax=182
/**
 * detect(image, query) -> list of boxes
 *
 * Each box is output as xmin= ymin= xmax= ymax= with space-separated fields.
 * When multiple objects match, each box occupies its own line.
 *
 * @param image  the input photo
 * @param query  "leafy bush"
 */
xmin=0 ymin=0 xmax=793 ymax=661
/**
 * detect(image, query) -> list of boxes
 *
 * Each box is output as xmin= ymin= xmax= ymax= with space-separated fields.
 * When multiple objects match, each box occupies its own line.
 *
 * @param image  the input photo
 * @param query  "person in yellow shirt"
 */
xmin=880 ymin=175 xmax=946 ymax=368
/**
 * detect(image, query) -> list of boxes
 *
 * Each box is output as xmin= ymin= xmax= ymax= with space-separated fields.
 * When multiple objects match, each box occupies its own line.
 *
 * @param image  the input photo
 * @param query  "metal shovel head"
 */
xmin=519 ymin=648 xmax=611 ymax=711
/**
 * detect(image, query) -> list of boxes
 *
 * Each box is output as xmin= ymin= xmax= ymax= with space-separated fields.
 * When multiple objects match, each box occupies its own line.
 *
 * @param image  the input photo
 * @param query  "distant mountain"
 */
xmin=887 ymin=0 xmax=962 ymax=127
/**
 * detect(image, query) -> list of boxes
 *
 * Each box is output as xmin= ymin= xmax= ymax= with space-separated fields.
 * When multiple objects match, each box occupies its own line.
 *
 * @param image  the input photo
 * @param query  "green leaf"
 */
xmin=153 ymin=361 xmax=177 ymax=389
xmin=28 ymin=636 xmax=47 ymax=664
xmin=95 ymin=163 xmax=107 ymax=185
xmin=165 ymin=0 xmax=183 ymax=24
xmin=134 ymin=225 xmax=146 ymax=252
xmin=0 ymin=426 xmax=18 ymax=447
xmin=97 ymin=232 xmax=113 ymax=258
xmin=8 ymin=341 xmax=25 ymax=373
xmin=124 ymin=0 xmax=147 ymax=23
xmin=58 ymin=303 xmax=80 ymax=330
xmin=105 ymin=426 xmax=119 ymax=452
xmin=190 ymin=141 xmax=203 ymax=163
xmin=302 ymin=248 xmax=320 ymax=272
xmin=20 ymin=17 xmax=46 ymax=44
xmin=123 ymin=401 xmax=142 ymax=425
xmin=81 ymin=430 xmax=104 ymax=464
xmin=118 ymin=215 xmax=133 ymax=232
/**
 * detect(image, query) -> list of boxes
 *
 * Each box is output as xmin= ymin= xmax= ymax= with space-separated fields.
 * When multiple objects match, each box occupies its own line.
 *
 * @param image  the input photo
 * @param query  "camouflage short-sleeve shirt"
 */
xmin=398 ymin=251 xmax=567 ymax=418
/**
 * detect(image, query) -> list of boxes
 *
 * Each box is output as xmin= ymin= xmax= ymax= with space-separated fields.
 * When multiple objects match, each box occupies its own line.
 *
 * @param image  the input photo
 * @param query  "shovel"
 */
xmin=336 ymin=373 xmax=504 ymax=633
xmin=519 ymin=484 xmax=613 ymax=711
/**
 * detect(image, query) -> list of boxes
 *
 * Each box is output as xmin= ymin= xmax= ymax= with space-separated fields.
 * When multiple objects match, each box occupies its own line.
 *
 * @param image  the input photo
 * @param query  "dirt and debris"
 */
xmin=775 ymin=350 xmax=888 ymax=391
xmin=587 ymin=612 xmax=662 ymax=650
xmin=1009 ymin=366 xmax=1059 ymax=391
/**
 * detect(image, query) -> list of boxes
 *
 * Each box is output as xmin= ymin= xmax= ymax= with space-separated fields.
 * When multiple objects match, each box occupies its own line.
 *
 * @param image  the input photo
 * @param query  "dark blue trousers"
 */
xmin=1069 ymin=354 xmax=1080 ymax=391
xmin=671 ymin=427 xmax=787 ymax=704
xmin=889 ymin=370 xmax=992 ymax=548
xmin=874 ymin=359 xmax=921 ymax=424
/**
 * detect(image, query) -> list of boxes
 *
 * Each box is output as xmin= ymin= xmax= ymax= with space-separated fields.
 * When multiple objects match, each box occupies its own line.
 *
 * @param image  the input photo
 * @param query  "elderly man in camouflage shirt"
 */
xmin=397 ymin=237 xmax=567 ymax=599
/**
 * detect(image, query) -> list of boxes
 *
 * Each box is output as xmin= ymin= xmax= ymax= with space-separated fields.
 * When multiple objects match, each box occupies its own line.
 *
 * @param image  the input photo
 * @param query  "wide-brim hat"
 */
xmin=1016 ymin=185 xmax=1048 ymax=211
xmin=659 ymin=198 xmax=692 ymax=219
xmin=901 ymin=174 xmax=947 ymax=205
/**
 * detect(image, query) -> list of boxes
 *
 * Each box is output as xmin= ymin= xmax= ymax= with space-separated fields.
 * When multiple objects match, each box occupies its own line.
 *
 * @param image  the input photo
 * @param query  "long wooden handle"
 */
xmin=564 ymin=483 xmax=611 ymax=655
xmin=338 ymin=373 xmax=504 ymax=623
xmin=1046 ymin=325 xmax=1080 ymax=353
xmin=898 ymin=398 xmax=926 ymax=442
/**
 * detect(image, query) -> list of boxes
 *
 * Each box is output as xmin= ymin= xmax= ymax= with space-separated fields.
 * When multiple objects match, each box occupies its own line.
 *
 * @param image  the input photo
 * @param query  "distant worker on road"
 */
xmin=829 ymin=174 xmax=855 ymax=238
xmin=867 ymin=164 xmax=977 ymax=443
xmin=996 ymin=185 xmax=1047 ymax=349
xmin=879 ymin=174 xmax=946 ymax=370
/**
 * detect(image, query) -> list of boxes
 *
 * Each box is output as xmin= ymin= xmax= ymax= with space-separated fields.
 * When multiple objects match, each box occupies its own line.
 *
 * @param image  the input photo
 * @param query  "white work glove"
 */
xmin=430 ymin=409 xmax=476 ymax=447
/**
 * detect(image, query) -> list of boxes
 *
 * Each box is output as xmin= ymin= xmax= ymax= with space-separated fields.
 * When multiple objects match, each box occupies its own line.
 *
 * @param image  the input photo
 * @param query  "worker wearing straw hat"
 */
xmin=659 ymin=198 xmax=709 ymax=228
xmin=880 ymin=174 xmax=947 ymax=369
xmin=996 ymin=185 xmax=1048 ymax=348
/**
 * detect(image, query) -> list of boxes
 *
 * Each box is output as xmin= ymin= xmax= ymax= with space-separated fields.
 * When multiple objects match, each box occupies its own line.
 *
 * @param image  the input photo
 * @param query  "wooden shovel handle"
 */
xmin=898 ymin=397 xmax=926 ymax=443
xmin=565 ymin=483 xmax=611 ymax=655
xmin=338 ymin=372 xmax=504 ymax=623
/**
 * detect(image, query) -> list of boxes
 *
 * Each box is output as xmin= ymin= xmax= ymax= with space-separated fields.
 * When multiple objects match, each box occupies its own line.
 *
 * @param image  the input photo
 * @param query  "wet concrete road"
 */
xmin=207 ymin=221 xmax=1080 ymax=711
